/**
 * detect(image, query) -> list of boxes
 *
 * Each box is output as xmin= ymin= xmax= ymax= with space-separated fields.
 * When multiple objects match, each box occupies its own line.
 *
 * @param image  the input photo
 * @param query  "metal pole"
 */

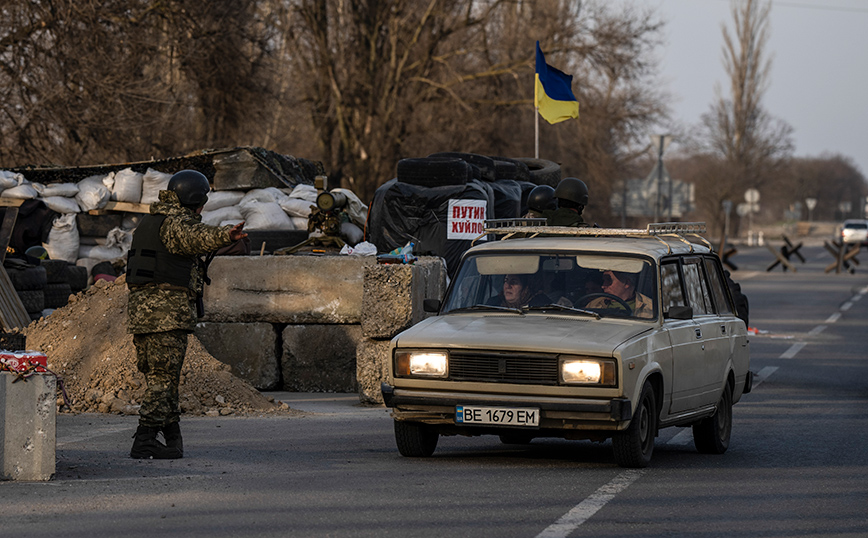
xmin=535 ymin=106 xmax=539 ymax=159
xmin=654 ymin=136 xmax=663 ymax=222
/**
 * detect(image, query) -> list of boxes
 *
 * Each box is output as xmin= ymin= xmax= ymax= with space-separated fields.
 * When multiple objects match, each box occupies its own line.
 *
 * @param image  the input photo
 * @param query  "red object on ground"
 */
xmin=0 ymin=351 xmax=48 ymax=372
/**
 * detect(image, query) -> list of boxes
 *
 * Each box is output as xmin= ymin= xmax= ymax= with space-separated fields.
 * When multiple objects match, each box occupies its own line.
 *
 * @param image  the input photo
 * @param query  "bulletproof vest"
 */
xmin=126 ymin=214 xmax=194 ymax=289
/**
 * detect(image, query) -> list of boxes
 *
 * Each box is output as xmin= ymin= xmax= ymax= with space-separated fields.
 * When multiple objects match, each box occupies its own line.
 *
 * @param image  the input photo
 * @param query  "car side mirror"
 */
xmin=423 ymin=299 xmax=441 ymax=313
xmin=666 ymin=305 xmax=693 ymax=320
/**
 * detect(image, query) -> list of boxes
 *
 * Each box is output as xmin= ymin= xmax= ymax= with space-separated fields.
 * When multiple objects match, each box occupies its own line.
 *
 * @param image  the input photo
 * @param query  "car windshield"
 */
xmin=442 ymin=252 xmax=658 ymax=320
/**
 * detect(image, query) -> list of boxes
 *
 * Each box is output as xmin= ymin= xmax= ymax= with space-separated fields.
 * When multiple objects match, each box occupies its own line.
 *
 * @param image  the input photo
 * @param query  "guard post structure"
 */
xmin=1 ymin=372 xmax=56 ymax=481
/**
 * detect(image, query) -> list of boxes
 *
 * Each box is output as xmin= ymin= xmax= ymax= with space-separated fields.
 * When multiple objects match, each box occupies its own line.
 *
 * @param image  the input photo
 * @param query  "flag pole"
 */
xmin=535 ymin=105 xmax=539 ymax=159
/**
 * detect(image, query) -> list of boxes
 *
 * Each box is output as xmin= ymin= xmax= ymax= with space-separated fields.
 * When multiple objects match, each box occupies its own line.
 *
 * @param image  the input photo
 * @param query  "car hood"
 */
xmin=394 ymin=313 xmax=654 ymax=356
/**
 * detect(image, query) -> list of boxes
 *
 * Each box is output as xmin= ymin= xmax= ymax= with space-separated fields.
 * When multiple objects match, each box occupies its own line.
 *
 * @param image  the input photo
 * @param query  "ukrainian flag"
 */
xmin=535 ymin=41 xmax=579 ymax=124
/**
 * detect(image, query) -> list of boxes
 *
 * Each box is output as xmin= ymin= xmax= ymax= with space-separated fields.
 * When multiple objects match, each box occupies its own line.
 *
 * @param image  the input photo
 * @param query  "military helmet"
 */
xmin=554 ymin=177 xmax=589 ymax=206
xmin=527 ymin=185 xmax=557 ymax=213
xmin=168 ymin=170 xmax=211 ymax=207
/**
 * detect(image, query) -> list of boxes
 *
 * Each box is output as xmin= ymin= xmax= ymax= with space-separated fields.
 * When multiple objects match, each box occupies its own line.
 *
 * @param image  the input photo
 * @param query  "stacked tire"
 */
xmin=6 ymin=264 xmax=47 ymax=321
xmin=41 ymin=259 xmax=74 ymax=310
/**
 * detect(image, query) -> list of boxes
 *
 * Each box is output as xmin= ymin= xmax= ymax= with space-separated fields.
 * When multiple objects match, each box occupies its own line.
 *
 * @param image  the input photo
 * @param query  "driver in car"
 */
xmin=585 ymin=270 xmax=654 ymax=318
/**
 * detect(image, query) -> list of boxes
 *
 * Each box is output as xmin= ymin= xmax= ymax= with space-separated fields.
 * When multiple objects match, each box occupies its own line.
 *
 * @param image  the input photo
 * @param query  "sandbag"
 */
xmin=289 ymin=184 xmax=318 ymax=202
xmin=75 ymin=179 xmax=110 ymax=211
xmin=42 ymin=213 xmax=80 ymax=263
xmin=279 ymin=198 xmax=314 ymax=218
xmin=203 ymin=191 xmax=245 ymax=211
xmin=202 ymin=205 xmax=243 ymax=226
xmin=240 ymin=187 xmax=287 ymax=206
xmin=0 ymin=170 xmax=22 ymax=190
xmin=2 ymin=183 xmax=39 ymax=199
xmin=41 ymin=196 xmax=81 ymax=214
xmin=112 ymin=167 xmax=143 ymax=203
xmin=141 ymin=168 xmax=172 ymax=204
xmin=35 ymin=183 xmax=79 ymax=198
xmin=239 ymin=201 xmax=294 ymax=231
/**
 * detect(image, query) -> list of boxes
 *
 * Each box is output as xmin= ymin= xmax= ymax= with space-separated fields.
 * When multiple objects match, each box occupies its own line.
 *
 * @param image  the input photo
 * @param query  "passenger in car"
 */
xmin=586 ymin=270 xmax=654 ymax=318
xmin=489 ymin=274 xmax=550 ymax=308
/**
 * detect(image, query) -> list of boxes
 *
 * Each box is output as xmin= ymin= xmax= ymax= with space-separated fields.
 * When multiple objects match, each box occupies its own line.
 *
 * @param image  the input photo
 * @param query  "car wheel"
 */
xmin=499 ymin=433 xmax=534 ymax=445
xmin=693 ymin=382 xmax=732 ymax=454
xmin=394 ymin=420 xmax=438 ymax=457
xmin=612 ymin=380 xmax=656 ymax=468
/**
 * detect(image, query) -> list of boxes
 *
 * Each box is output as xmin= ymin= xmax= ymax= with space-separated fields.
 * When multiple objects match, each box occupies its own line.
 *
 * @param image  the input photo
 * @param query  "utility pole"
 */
xmin=651 ymin=135 xmax=672 ymax=222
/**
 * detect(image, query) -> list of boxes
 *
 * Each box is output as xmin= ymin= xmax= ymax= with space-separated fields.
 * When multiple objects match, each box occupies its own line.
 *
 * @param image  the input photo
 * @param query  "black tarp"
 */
xmin=367 ymin=178 xmax=493 ymax=277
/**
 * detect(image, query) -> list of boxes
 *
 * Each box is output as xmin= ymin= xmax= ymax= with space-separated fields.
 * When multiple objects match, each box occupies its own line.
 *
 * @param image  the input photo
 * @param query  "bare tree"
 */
xmin=696 ymin=0 xmax=793 ymax=224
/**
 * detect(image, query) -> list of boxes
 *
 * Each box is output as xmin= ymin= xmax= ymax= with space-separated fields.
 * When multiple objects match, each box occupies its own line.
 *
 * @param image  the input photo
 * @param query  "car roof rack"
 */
xmin=479 ymin=219 xmax=711 ymax=253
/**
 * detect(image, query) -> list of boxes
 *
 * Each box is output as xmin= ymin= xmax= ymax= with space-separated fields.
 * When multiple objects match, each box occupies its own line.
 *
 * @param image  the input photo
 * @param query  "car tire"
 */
xmin=612 ymin=380 xmax=656 ymax=468
xmin=394 ymin=420 xmax=438 ymax=457
xmin=693 ymin=381 xmax=732 ymax=454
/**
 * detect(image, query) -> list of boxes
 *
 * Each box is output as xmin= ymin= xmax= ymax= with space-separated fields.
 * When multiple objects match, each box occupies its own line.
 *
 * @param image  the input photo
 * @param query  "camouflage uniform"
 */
xmin=544 ymin=207 xmax=585 ymax=227
xmin=128 ymin=190 xmax=234 ymax=428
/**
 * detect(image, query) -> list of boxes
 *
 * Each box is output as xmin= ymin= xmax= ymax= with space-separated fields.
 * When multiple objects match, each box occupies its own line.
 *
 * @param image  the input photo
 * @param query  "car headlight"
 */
xmin=560 ymin=357 xmax=616 ymax=386
xmin=395 ymin=350 xmax=448 ymax=378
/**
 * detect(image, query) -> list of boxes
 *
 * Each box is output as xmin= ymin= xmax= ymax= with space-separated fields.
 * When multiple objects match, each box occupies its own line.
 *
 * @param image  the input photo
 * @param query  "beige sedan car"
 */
xmin=381 ymin=222 xmax=751 ymax=468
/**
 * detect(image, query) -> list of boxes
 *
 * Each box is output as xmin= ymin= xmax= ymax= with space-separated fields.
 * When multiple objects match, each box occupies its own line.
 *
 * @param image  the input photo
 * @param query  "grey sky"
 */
xmin=635 ymin=0 xmax=868 ymax=176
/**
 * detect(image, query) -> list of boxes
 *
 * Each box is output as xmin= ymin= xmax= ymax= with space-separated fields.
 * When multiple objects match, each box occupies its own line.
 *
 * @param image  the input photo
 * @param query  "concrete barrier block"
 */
xmin=203 ymin=256 xmax=375 ymax=324
xmin=361 ymin=257 xmax=447 ymax=339
xmin=1 ymin=373 xmax=56 ymax=481
xmin=194 ymin=322 xmax=280 ymax=390
xmin=282 ymin=325 xmax=362 ymax=392
xmin=356 ymin=338 xmax=392 ymax=405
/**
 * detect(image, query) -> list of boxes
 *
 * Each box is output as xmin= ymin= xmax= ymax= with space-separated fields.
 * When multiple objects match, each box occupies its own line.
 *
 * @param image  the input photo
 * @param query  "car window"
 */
xmin=442 ymin=252 xmax=657 ymax=320
xmin=703 ymin=257 xmax=733 ymax=315
xmin=660 ymin=261 xmax=685 ymax=316
xmin=681 ymin=259 xmax=712 ymax=315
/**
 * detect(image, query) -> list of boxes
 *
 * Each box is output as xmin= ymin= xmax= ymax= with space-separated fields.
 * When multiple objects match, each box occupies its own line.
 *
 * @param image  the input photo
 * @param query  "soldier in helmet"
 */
xmin=126 ymin=170 xmax=247 ymax=459
xmin=524 ymin=185 xmax=557 ymax=218
xmin=546 ymin=177 xmax=589 ymax=227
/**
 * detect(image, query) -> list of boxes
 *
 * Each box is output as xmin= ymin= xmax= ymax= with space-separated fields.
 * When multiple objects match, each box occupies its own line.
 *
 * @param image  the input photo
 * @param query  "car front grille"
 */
xmin=448 ymin=351 xmax=560 ymax=385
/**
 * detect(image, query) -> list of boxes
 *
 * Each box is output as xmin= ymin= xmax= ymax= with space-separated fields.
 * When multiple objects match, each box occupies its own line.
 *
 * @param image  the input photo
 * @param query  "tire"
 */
xmin=693 ymin=382 xmax=733 ymax=454
xmin=515 ymin=158 xmax=561 ymax=187
xmin=493 ymin=160 xmax=518 ymax=180
xmin=394 ymin=420 xmax=438 ymax=457
xmin=397 ymin=157 xmax=470 ymax=187
xmin=428 ymin=152 xmax=497 ymax=182
xmin=41 ymin=259 xmax=70 ymax=284
xmin=17 ymin=289 xmax=45 ymax=313
xmin=7 ymin=266 xmax=47 ymax=291
xmin=612 ymin=380 xmax=657 ymax=468
xmin=44 ymin=282 xmax=72 ymax=309
xmin=489 ymin=156 xmax=532 ymax=182
xmin=67 ymin=265 xmax=89 ymax=292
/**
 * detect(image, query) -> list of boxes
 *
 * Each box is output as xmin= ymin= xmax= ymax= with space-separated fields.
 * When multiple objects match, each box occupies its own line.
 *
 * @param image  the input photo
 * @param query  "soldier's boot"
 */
xmin=130 ymin=425 xmax=183 ymax=459
xmin=162 ymin=422 xmax=183 ymax=456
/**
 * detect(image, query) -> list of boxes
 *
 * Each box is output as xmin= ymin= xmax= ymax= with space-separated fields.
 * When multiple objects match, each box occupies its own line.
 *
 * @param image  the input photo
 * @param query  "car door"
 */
xmin=680 ymin=257 xmax=728 ymax=409
xmin=660 ymin=259 xmax=705 ymax=414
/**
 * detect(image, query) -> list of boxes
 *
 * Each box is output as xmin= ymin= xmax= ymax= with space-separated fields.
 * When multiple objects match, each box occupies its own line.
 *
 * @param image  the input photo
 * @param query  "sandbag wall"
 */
xmin=194 ymin=255 xmax=447 ymax=400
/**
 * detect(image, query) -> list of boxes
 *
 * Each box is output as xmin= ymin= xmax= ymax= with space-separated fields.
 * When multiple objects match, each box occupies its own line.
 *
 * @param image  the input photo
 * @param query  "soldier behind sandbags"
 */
xmin=545 ymin=177 xmax=590 ymax=227
xmin=126 ymin=170 xmax=247 ymax=459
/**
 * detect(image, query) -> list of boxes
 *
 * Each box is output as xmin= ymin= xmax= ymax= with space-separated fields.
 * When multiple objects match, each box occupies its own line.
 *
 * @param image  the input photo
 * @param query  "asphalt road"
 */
xmin=2 ymin=244 xmax=867 ymax=538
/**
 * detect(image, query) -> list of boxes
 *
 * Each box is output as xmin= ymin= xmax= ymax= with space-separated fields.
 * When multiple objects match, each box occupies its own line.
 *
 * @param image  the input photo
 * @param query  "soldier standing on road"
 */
xmin=126 ymin=170 xmax=247 ymax=459
xmin=545 ymin=177 xmax=590 ymax=227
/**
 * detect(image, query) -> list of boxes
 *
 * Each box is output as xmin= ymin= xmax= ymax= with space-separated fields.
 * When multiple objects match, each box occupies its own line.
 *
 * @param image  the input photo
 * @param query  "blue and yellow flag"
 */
xmin=535 ymin=41 xmax=579 ymax=124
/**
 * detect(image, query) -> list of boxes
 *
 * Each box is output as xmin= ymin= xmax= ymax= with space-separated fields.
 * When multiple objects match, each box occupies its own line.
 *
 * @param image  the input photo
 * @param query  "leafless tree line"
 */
xmin=1 ymin=0 xmax=863 ymax=223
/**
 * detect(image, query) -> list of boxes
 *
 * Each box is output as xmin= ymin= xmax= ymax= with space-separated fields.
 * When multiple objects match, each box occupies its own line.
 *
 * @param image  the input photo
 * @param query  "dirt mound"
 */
xmin=23 ymin=276 xmax=290 ymax=417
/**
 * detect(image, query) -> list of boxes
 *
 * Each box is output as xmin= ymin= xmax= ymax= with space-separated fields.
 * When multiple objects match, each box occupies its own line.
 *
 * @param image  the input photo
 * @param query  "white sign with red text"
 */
xmin=447 ymin=199 xmax=487 ymax=240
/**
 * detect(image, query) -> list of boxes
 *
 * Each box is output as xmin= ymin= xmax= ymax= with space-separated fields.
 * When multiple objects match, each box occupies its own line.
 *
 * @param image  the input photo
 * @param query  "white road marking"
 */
xmin=825 ymin=312 xmax=842 ymax=323
xmin=841 ymin=301 xmax=853 ymax=311
xmin=807 ymin=325 xmax=826 ymax=336
xmin=780 ymin=342 xmax=806 ymax=359
xmin=752 ymin=366 xmax=779 ymax=389
xmin=536 ymin=470 xmax=646 ymax=538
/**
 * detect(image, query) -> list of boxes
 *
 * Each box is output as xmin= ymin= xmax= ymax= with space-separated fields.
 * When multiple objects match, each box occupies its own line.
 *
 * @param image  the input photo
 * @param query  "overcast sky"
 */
xmin=633 ymin=0 xmax=868 ymax=177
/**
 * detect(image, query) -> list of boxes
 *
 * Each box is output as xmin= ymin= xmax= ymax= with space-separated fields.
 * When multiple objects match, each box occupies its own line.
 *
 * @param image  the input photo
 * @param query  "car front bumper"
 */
xmin=381 ymin=383 xmax=632 ymax=432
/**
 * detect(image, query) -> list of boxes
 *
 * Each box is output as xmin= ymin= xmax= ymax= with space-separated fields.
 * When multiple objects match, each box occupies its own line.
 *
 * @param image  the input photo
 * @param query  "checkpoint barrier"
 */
xmin=1 ymin=372 xmax=56 ymax=481
xmin=766 ymin=235 xmax=805 ymax=272
xmin=824 ymin=240 xmax=861 ymax=274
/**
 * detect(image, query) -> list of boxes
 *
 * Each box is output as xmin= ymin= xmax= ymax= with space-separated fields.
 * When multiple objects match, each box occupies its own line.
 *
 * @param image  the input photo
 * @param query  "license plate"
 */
xmin=455 ymin=405 xmax=539 ymax=427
